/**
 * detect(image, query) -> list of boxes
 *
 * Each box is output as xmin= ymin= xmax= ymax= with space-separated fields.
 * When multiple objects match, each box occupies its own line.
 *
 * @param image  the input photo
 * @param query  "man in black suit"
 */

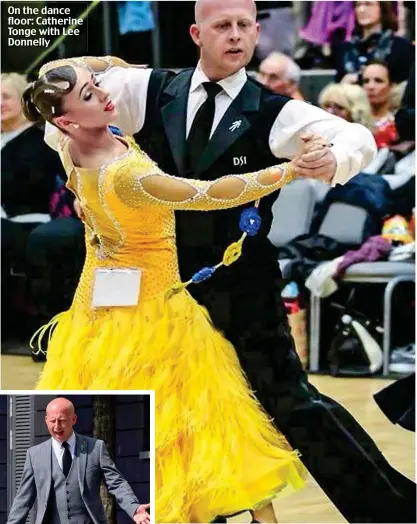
xmin=42 ymin=0 xmax=415 ymax=521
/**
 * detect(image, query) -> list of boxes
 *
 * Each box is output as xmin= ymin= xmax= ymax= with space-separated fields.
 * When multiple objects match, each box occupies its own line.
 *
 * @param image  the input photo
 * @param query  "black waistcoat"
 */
xmin=135 ymin=68 xmax=291 ymax=288
xmin=135 ymin=68 xmax=304 ymax=399
xmin=135 ymin=70 xmax=303 ymax=404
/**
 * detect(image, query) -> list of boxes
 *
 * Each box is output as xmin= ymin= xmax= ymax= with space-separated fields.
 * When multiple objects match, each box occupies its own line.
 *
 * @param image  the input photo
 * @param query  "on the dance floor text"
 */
xmin=7 ymin=4 xmax=84 ymax=47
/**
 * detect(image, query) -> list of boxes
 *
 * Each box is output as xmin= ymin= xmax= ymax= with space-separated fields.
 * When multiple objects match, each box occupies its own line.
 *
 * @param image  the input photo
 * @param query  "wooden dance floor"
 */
xmin=1 ymin=355 xmax=415 ymax=523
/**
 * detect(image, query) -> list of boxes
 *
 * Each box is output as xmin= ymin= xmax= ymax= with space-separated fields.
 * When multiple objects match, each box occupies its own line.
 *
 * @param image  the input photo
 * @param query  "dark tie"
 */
xmin=186 ymin=82 xmax=222 ymax=173
xmin=62 ymin=441 xmax=72 ymax=477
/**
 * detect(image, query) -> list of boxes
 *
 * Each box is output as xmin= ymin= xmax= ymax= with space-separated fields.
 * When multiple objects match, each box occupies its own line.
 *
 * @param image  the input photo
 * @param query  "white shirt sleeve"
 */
xmin=96 ymin=66 xmax=153 ymax=136
xmin=44 ymin=66 xmax=152 ymax=151
xmin=269 ymin=99 xmax=377 ymax=186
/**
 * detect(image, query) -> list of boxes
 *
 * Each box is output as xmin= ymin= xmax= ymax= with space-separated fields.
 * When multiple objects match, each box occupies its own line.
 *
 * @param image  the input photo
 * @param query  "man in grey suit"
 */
xmin=7 ymin=398 xmax=151 ymax=524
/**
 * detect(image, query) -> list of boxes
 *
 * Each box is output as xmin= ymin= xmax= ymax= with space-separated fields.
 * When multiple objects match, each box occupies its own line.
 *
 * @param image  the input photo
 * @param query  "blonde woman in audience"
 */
xmin=1 ymin=73 xmax=32 ymax=140
xmin=320 ymin=75 xmax=412 ymax=175
xmin=319 ymin=81 xmax=398 ymax=175
xmin=319 ymin=82 xmax=372 ymax=129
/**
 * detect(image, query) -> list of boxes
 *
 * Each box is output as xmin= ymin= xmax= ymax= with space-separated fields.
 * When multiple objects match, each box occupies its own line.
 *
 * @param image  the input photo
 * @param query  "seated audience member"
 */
xmin=362 ymin=60 xmax=400 ymax=149
xmin=320 ymin=78 xmax=413 ymax=176
xmin=319 ymin=82 xmax=372 ymax=128
xmin=386 ymin=62 xmax=415 ymax=218
xmin=373 ymin=61 xmax=415 ymax=427
xmin=334 ymin=1 xmax=414 ymax=84
xmin=1 ymin=73 xmax=61 ymax=221
xmin=297 ymin=1 xmax=355 ymax=69
xmin=257 ymin=51 xmax=304 ymax=100
xmin=1 ymin=73 xmax=62 ymax=339
xmin=1 ymin=73 xmax=79 ymax=341
xmin=395 ymin=63 xmax=415 ymax=142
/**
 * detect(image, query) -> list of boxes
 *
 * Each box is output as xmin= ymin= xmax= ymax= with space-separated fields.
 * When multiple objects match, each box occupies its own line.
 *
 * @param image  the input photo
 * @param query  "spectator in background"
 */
xmin=372 ymin=60 xmax=415 ymax=399
xmin=298 ymin=1 xmax=355 ymax=69
xmin=1 ymin=73 xmax=81 ymax=344
xmin=1 ymin=73 xmax=67 ymax=341
xmin=1 ymin=73 xmax=75 ymax=223
xmin=257 ymin=51 xmax=304 ymax=100
xmin=385 ymin=61 xmax=415 ymax=210
xmin=1 ymin=73 xmax=69 ymax=227
xmin=334 ymin=1 xmax=414 ymax=84
xmin=320 ymin=76 xmax=414 ymax=176
xmin=319 ymin=82 xmax=372 ymax=128
xmin=1 ymin=73 xmax=31 ymax=139
xmin=362 ymin=60 xmax=399 ymax=149
xmin=395 ymin=63 xmax=415 ymax=141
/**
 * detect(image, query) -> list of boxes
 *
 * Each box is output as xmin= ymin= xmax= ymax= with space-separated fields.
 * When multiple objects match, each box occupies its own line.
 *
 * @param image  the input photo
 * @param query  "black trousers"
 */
xmin=187 ymin=269 xmax=416 ymax=524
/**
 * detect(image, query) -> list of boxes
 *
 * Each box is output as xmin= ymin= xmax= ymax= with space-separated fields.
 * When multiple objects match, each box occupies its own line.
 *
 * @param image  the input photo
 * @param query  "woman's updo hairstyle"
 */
xmin=21 ymin=65 xmax=77 ymax=124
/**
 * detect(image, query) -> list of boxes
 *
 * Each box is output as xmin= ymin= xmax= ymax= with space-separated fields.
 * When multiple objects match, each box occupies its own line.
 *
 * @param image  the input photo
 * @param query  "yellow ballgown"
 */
xmin=33 ymin=105 xmax=306 ymax=522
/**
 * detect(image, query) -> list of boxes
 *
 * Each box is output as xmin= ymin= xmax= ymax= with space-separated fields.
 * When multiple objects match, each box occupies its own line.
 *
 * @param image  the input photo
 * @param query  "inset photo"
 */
xmin=1 ymin=392 xmax=154 ymax=524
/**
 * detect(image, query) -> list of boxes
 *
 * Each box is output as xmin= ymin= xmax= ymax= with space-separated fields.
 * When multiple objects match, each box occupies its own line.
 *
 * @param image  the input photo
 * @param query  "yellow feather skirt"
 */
xmin=36 ymin=289 xmax=306 ymax=522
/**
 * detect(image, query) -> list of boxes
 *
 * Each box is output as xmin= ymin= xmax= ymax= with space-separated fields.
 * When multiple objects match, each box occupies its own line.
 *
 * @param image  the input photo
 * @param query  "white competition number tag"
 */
xmin=92 ymin=268 xmax=142 ymax=308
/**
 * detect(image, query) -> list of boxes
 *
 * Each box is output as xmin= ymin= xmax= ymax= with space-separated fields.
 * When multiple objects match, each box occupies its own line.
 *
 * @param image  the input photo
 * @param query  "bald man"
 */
xmin=41 ymin=0 xmax=414 ymax=522
xmin=7 ymin=398 xmax=150 ymax=524
xmin=257 ymin=51 xmax=304 ymax=100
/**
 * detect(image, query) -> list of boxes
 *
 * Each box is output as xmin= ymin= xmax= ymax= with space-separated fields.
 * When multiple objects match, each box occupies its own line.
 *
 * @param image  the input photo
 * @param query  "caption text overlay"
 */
xmin=7 ymin=4 xmax=86 ymax=47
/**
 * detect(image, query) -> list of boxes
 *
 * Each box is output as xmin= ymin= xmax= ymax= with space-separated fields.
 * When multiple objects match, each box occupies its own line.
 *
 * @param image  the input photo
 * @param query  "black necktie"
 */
xmin=62 ymin=441 xmax=72 ymax=477
xmin=186 ymin=82 xmax=222 ymax=173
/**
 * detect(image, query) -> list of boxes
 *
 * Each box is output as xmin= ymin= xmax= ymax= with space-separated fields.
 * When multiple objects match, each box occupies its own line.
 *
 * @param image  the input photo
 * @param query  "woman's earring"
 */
xmin=72 ymin=123 xmax=80 ymax=129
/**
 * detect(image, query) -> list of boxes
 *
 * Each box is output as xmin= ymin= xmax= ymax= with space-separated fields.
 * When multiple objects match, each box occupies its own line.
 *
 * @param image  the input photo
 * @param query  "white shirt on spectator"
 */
xmin=45 ymin=61 xmax=377 ymax=186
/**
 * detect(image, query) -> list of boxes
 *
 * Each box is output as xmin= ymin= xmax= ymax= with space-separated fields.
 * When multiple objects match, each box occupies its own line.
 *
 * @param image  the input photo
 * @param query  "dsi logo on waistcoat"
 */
xmin=233 ymin=156 xmax=247 ymax=166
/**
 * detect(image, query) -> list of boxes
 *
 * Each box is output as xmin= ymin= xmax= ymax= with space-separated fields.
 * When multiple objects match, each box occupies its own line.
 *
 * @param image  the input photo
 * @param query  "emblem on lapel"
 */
xmin=80 ymin=439 xmax=87 ymax=453
xmin=229 ymin=120 xmax=242 ymax=132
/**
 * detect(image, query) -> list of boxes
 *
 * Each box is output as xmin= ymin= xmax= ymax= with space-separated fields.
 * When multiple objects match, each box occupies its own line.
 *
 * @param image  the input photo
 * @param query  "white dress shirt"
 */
xmin=51 ymin=431 xmax=76 ymax=470
xmin=186 ymin=63 xmax=247 ymax=138
xmin=44 ymin=60 xmax=376 ymax=186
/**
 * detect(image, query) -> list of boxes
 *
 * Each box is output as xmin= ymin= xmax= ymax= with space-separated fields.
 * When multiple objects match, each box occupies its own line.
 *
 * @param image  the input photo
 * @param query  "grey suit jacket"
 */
xmin=7 ymin=433 xmax=140 ymax=524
